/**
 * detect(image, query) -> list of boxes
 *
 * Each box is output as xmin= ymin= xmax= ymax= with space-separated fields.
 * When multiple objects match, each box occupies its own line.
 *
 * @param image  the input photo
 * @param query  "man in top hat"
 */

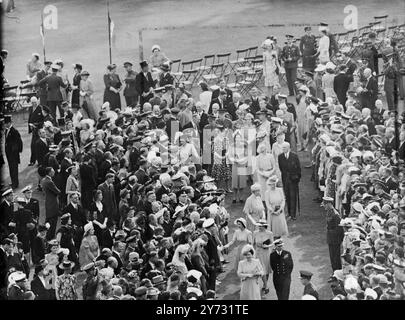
xmin=270 ymin=238 xmax=294 ymax=300
xmin=28 ymin=97 xmax=44 ymax=166
xmin=299 ymin=270 xmax=319 ymax=299
xmin=123 ymin=61 xmax=139 ymax=108
xmin=4 ymin=114 xmax=23 ymax=189
xmin=299 ymin=26 xmax=317 ymax=72
xmin=71 ymin=63 xmax=82 ymax=106
xmin=333 ymin=64 xmax=354 ymax=108
xmin=322 ymin=196 xmax=344 ymax=271
xmin=280 ymin=34 xmax=301 ymax=96
xmin=135 ymin=60 xmax=156 ymax=108
xmin=98 ymin=173 xmax=118 ymax=223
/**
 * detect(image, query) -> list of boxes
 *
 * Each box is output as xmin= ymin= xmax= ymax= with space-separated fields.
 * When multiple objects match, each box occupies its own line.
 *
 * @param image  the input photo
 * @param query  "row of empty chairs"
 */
xmin=168 ymin=16 xmax=403 ymax=95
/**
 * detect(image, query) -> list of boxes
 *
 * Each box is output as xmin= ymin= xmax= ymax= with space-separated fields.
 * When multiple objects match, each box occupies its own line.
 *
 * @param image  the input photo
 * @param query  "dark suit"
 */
xmin=359 ymin=116 xmax=377 ymax=136
xmin=135 ymin=71 xmax=155 ymax=107
xmin=360 ymin=76 xmax=378 ymax=109
xmin=98 ymin=182 xmax=117 ymax=222
xmin=203 ymin=230 xmax=221 ymax=291
xmin=333 ymin=72 xmax=353 ymax=108
xmin=5 ymin=125 xmax=23 ymax=188
xmin=0 ymin=200 xmax=14 ymax=237
xmin=384 ymin=176 xmax=398 ymax=193
xmin=28 ymin=105 xmax=44 ymax=164
xmin=0 ymin=248 xmax=9 ymax=299
xmin=30 ymin=275 xmax=55 ymax=300
xmin=385 ymin=137 xmax=397 ymax=156
xmin=63 ymin=203 xmax=86 ymax=252
xmin=159 ymin=72 xmax=174 ymax=87
xmin=270 ymin=250 xmax=294 ymax=300
xmin=80 ymin=163 xmax=97 ymax=210
xmin=35 ymin=138 xmax=49 ymax=167
xmin=211 ymin=88 xmax=233 ymax=104
xmin=326 ymin=207 xmax=344 ymax=271
xmin=31 ymin=235 xmax=46 ymax=265
xmin=281 ymin=44 xmax=300 ymax=95
xmin=99 ymin=229 xmax=114 ymax=250
xmin=37 ymin=73 xmax=67 ymax=119
xmin=123 ymin=70 xmax=139 ymax=107
xmin=35 ymin=69 xmax=49 ymax=105
xmin=278 ymin=152 xmax=301 ymax=218
xmin=112 ymin=250 xmax=123 ymax=275
xmin=134 ymin=167 xmax=148 ymax=185
xmin=41 ymin=175 xmax=61 ymax=240
xmin=398 ymin=141 xmax=405 ymax=161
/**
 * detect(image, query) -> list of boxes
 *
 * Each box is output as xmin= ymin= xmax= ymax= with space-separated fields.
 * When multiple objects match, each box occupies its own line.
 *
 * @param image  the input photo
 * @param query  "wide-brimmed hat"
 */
xmin=241 ymin=244 xmax=255 ymax=256
xmin=58 ymin=260 xmax=75 ymax=270
xmin=235 ymin=217 xmax=247 ymax=228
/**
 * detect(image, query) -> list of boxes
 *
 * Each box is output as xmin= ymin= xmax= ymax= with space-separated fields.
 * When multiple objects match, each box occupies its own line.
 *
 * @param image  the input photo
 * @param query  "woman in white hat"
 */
xmin=262 ymin=39 xmax=280 ymax=97
xmin=79 ymin=222 xmax=100 ymax=267
xmin=149 ymin=44 xmax=169 ymax=68
xmin=254 ymin=143 xmax=276 ymax=197
xmin=237 ymin=244 xmax=264 ymax=300
xmin=223 ymin=217 xmax=253 ymax=272
xmin=253 ymin=219 xmax=274 ymax=294
xmin=243 ymin=184 xmax=266 ymax=232
xmin=322 ymin=62 xmax=336 ymax=100
xmin=264 ymin=176 xmax=288 ymax=238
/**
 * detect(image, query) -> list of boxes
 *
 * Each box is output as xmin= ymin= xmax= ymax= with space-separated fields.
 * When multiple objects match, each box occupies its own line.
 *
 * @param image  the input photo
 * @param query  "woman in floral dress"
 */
xmin=55 ymin=261 xmax=77 ymax=300
xmin=79 ymin=71 xmax=98 ymax=120
xmin=211 ymin=125 xmax=231 ymax=191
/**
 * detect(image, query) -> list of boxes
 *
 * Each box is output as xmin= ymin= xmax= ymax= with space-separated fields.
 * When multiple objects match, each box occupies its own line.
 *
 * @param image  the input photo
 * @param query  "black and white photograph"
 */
xmin=1 ymin=0 xmax=405 ymax=306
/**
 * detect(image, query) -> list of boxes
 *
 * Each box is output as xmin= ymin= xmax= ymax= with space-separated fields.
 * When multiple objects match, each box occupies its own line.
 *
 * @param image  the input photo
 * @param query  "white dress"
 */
xmin=263 ymin=50 xmax=279 ymax=87
xmin=318 ymin=35 xmax=330 ymax=64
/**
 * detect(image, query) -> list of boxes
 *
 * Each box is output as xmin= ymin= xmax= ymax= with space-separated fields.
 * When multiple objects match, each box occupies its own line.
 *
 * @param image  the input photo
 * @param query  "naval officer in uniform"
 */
xmin=270 ymin=238 xmax=294 ymax=300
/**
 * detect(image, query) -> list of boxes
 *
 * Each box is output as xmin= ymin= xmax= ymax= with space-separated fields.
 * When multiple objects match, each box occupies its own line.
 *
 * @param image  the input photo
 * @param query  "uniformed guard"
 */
xmin=322 ymin=196 xmax=344 ymax=271
xmin=299 ymin=270 xmax=319 ymax=299
xmin=281 ymin=35 xmax=301 ymax=96
xmin=270 ymin=238 xmax=294 ymax=300
xmin=300 ymin=26 xmax=317 ymax=72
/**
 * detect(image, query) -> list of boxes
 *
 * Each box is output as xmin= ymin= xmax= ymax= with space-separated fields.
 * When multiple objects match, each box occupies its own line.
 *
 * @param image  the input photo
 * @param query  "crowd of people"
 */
xmin=0 ymin=21 xmax=405 ymax=300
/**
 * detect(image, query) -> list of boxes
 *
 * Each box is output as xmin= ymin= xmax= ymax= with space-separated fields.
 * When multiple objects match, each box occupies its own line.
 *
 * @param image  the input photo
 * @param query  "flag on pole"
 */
xmin=107 ymin=0 xmax=113 ymax=64
xmin=40 ymin=13 xmax=46 ymax=62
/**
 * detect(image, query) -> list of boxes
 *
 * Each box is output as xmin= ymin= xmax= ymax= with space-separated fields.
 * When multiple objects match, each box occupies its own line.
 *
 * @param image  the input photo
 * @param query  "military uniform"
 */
xmin=123 ymin=69 xmax=139 ymax=107
xmin=325 ymin=205 xmax=344 ymax=271
xmin=300 ymin=34 xmax=317 ymax=72
xmin=281 ymin=43 xmax=301 ymax=96
xmin=270 ymin=249 xmax=294 ymax=300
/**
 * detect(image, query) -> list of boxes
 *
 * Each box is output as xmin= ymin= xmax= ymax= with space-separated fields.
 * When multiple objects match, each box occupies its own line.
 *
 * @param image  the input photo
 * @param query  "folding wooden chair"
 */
xmin=216 ymin=53 xmax=231 ymax=74
xmin=251 ymin=58 xmax=263 ymax=71
xmin=373 ymin=15 xmax=388 ymax=30
xmin=182 ymin=70 xmax=199 ymax=88
xmin=239 ymin=69 xmax=263 ymax=95
xmin=195 ymin=55 xmax=215 ymax=83
xmin=202 ymin=63 xmax=225 ymax=84
xmin=226 ymin=72 xmax=244 ymax=92
xmin=247 ymin=46 xmax=258 ymax=58
xmin=173 ymin=60 xmax=195 ymax=84
xmin=228 ymin=48 xmax=249 ymax=75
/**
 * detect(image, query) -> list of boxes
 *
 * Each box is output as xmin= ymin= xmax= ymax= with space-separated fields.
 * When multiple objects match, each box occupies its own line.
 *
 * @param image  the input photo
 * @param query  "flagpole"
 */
xmin=41 ymin=12 xmax=46 ymax=63
xmin=107 ymin=0 xmax=112 ymax=64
